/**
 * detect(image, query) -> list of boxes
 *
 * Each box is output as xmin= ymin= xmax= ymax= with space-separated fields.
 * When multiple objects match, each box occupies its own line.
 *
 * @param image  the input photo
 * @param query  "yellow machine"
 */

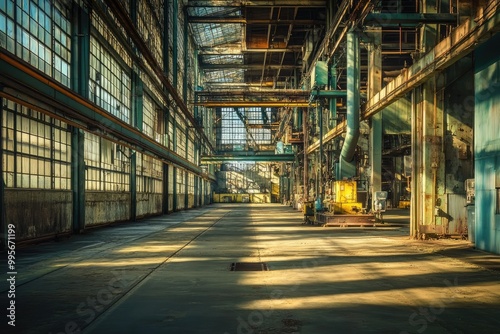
xmin=325 ymin=180 xmax=363 ymax=214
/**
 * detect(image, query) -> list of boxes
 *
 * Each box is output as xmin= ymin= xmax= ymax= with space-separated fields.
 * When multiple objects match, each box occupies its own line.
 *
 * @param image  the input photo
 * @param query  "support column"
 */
xmin=412 ymin=77 xmax=445 ymax=237
xmin=421 ymin=0 xmax=438 ymax=52
xmin=173 ymin=0 xmax=178 ymax=89
xmin=163 ymin=163 xmax=169 ymax=214
xmin=185 ymin=171 xmax=189 ymax=209
xmin=303 ymin=108 xmax=308 ymax=201
xmin=368 ymin=28 xmax=383 ymax=210
xmin=412 ymin=0 xmax=442 ymax=237
xmin=70 ymin=2 xmax=90 ymax=233
xmin=318 ymin=101 xmax=324 ymax=206
xmin=130 ymin=151 xmax=137 ymax=221
xmin=411 ymin=87 xmax=422 ymax=236
xmin=173 ymin=167 xmax=177 ymax=210
xmin=71 ymin=129 xmax=85 ymax=232
xmin=183 ymin=8 xmax=189 ymax=103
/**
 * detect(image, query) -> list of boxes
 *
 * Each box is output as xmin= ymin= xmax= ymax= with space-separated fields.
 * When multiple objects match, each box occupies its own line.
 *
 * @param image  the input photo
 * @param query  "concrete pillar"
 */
xmin=368 ymin=28 xmax=383 ymax=210
xmin=410 ymin=88 xmax=421 ymax=236
xmin=421 ymin=0 xmax=438 ymax=52
xmin=412 ymin=77 xmax=445 ymax=237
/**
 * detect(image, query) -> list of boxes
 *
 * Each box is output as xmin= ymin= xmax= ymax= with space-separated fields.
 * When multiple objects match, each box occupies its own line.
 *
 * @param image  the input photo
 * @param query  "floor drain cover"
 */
xmin=230 ymin=262 xmax=269 ymax=271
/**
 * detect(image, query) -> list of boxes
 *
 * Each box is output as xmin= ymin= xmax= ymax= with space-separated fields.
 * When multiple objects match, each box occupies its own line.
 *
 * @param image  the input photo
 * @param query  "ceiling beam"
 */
xmin=195 ymin=89 xmax=309 ymax=96
xmin=194 ymin=101 xmax=310 ymax=107
xmin=198 ymin=45 xmax=302 ymax=54
xmin=186 ymin=1 xmax=325 ymax=7
xmin=188 ymin=16 xmax=320 ymax=25
xmin=364 ymin=13 xmax=458 ymax=26
xmin=200 ymin=63 xmax=300 ymax=70
xmin=201 ymin=154 xmax=295 ymax=164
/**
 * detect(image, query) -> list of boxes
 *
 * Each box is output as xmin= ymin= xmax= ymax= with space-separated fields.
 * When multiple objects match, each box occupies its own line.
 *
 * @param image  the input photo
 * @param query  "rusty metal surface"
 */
xmin=447 ymin=194 xmax=468 ymax=235
xmin=316 ymin=213 xmax=375 ymax=227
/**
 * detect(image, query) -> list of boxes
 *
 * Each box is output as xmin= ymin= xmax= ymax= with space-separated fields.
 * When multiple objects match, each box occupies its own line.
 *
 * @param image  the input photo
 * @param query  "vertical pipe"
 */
xmin=318 ymin=100 xmax=324 ymax=205
xmin=303 ymin=108 xmax=308 ymax=201
xmin=340 ymin=31 xmax=360 ymax=178
xmin=369 ymin=28 xmax=382 ymax=211
xmin=329 ymin=62 xmax=337 ymax=128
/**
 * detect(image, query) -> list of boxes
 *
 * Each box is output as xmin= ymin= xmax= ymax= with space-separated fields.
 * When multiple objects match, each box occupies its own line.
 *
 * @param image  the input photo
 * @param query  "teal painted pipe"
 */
xmin=341 ymin=31 xmax=360 ymax=163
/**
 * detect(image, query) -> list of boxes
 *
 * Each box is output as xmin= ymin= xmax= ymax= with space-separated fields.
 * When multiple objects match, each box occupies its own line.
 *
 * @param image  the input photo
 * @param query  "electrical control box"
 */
xmin=373 ymin=191 xmax=388 ymax=212
xmin=465 ymin=179 xmax=475 ymax=204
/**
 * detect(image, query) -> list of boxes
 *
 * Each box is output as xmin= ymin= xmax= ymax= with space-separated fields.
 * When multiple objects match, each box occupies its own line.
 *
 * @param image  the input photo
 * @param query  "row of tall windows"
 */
xmin=0 ymin=0 xmax=71 ymax=86
xmin=1 ymin=1 xmax=204 ymax=194
xmin=2 ymin=99 xmax=71 ymax=189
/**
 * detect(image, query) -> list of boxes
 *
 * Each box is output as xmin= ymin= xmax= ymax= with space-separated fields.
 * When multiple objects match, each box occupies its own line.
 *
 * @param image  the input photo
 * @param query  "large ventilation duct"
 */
xmin=338 ymin=31 xmax=360 ymax=178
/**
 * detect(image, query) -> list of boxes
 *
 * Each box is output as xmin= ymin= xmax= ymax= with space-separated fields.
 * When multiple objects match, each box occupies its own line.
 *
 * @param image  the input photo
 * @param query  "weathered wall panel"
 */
xmin=5 ymin=189 xmax=72 ymax=241
xmin=446 ymin=194 xmax=467 ymax=235
xmin=136 ymin=193 xmax=163 ymax=218
xmin=85 ymin=192 xmax=130 ymax=226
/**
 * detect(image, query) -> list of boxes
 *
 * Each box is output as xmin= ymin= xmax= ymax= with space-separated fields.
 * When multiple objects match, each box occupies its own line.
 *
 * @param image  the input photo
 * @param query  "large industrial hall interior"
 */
xmin=1 ymin=0 xmax=500 ymax=333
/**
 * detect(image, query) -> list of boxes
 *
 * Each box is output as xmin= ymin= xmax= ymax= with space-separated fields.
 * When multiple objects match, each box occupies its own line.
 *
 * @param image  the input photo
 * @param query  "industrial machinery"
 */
xmin=373 ymin=191 xmax=388 ymax=221
xmin=314 ymin=180 xmax=377 ymax=227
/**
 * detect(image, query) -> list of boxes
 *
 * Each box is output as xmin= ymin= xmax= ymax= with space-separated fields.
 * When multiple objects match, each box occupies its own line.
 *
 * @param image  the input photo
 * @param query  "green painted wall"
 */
xmin=474 ymin=32 xmax=500 ymax=254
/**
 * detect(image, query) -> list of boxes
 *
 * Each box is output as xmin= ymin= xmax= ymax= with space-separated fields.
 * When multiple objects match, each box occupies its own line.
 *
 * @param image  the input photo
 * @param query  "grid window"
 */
xmin=188 ymin=173 xmax=194 ymax=196
xmin=2 ymin=99 xmax=71 ymax=189
xmin=89 ymin=35 xmax=131 ymax=123
xmin=176 ymin=120 xmax=186 ymax=158
xmin=142 ymin=94 xmax=155 ymax=139
xmin=136 ymin=152 xmax=162 ymax=194
xmin=84 ymin=133 xmax=129 ymax=191
xmin=177 ymin=169 xmax=185 ymax=195
xmin=187 ymin=131 xmax=195 ymax=164
xmin=168 ymin=164 xmax=174 ymax=194
xmin=0 ymin=0 xmax=70 ymax=85
xmin=137 ymin=0 xmax=162 ymax=66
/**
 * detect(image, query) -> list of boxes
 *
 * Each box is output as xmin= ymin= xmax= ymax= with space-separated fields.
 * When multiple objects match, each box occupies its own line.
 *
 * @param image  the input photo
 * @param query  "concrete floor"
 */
xmin=2 ymin=204 xmax=500 ymax=334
